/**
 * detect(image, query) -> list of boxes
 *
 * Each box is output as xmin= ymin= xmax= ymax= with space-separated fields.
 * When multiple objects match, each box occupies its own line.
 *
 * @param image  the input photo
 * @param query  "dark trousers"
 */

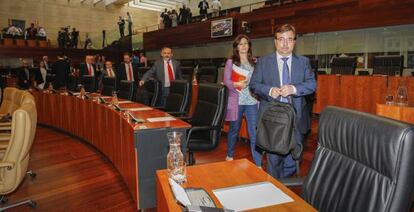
xmin=267 ymin=129 xmax=304 ymax=179
xmin=160 ymin=87 xmax=170 ymax=107
xmin=128 ymin=23 xmax=132 ymax=36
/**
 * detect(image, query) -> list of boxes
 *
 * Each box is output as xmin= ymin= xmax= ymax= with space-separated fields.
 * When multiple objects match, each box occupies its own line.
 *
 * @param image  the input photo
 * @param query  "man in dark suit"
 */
xmin=118 ymin=52 xmax=139 ymax=83
xmin=78 ymin=55 xmax=100 ymax=91
xmin=16 ymin=60 xmax=31 ymax=89
xmin=52 ymin=54 xmax=71 ymax=89
xmin=139 ymin=47 xmax=182 ymax=107
xmin=250 ymin=24 xmax=316 ymax=179
xmin=103 ymin=60 xmax=117 ymax=78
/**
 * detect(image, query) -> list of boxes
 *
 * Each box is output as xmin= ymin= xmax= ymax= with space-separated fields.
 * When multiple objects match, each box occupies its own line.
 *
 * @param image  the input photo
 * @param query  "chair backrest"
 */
xmin=330 ymin=56 xmax=357 ymax=75
xmin=197 ymin=66 xmax=218 ymax=83
xmin=137 ymin=67 xmax=151 ymax=80
xmin=189 ymin=83 xmax=228 ymax=150
xmin=180 ymin=59 xmax=195 ymax=67
xmin=164 ymin=80 xmax=191 ymax=114
xmin=180 ymin=66 xmax=194 ymax=81
xmin=0 ymin=87 xmax=18 ymax=115
xmin=372 ymin=55 xmax=404 ymax=76
xmin=303 ymin=106 xmax=414 ymax=212
xmin=0 ymin=100 xmax=36 ymax=194
xmin=101 ymin=77 xmax=117 ymax=96
xmin=79 ymin=75 xmax=95 ymax=92
xmin=118 ymin=80 xmax=134 ymax=100
xmin=144 ymin=80 xmax=161 ymax=107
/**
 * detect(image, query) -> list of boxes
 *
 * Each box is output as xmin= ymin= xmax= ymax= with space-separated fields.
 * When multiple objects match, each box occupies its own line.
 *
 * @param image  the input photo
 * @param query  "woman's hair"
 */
xmin=231 ymin=34 xmax=255 ymax=66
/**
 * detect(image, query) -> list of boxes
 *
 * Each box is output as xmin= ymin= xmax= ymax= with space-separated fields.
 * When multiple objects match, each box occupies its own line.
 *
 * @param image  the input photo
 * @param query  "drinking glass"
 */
xmin=396 ymin=86 xmax=408 ymax=106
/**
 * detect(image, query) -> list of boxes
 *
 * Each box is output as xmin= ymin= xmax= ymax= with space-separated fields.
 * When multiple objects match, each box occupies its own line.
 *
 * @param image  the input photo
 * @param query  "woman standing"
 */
xmin=223 ymin=34 xmax=261 ymax=167
xmin=37 ymin=61 xmax=47 ymax=89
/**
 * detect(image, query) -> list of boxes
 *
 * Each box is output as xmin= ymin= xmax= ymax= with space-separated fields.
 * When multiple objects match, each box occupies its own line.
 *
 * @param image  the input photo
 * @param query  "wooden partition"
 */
xmin=0 ymin=46 xmax=122 ymax=65
xmin=314 ymin=75 xmax=414 ymax=114
xmin=144 ymin=0 xmax=414 ymax=50
xmin=31 ymin=91 xmax=191 ymax=209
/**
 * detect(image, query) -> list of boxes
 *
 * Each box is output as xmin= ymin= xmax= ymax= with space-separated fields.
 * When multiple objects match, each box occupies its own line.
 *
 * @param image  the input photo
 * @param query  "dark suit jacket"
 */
xmin=118 ymin=62 xmax=139 ymax=82
xmin=78 ymin=63 xmax=98 ymax=77
xmin=249 ymin=53 xmax=316 ymax=134
xmin=16 ymin=68 xmax=31 ymax=89
xmin=141 ymin=59 xmax=182 ymax=87
xmin=29 ymin=68 xmax=44 ymax=85
xmin=52 ymin=59 xmax=71 ymax=88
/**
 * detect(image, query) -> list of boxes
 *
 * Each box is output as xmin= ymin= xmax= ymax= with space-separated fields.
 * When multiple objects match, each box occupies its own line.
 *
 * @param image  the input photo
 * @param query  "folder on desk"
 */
xmin=213 ymin=181 xmax=293 ymax=211
xmin=169 ymin=179 xmax=215 ymax=207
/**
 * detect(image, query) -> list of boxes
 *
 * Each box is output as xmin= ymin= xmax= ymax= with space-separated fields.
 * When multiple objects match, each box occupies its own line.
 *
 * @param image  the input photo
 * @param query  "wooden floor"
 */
xmin=6 ymin=120 xmax=318 ymax=211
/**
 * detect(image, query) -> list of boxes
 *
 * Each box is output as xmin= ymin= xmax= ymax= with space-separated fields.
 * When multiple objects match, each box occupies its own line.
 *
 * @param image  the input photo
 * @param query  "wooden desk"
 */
xmin=314 ymin=75 xmax=414 ymax=114
xmin=376 ymin=104 xmax=414 ymax=124
xmin=31 ymin=91 xmax=191 ymax=209
xmin=156 ymin=159 xmax=316 ymax=212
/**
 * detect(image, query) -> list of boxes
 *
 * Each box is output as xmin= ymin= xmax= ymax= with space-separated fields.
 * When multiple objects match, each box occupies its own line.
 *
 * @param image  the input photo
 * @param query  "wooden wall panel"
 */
xmin=314 ymin=76 xmax=414 ymax=114
xmin=144 ymin=0 xmax=414 ymax=50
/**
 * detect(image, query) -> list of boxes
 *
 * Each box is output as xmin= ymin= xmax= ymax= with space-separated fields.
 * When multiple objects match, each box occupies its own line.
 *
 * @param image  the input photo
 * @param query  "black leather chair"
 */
xmin=163 ymin=80 xmax=191 ymax=116
xmin=101 ymin=77 xmax=116 ymax=96
xmin=186 ymin=83 xmax=228 ymax=165
xmin=135 ymin=80 xmax=161 ymax=107
xmin=373 ymin=55 xmax=404 ymax=76
xmin=137 ymin=67 xmax=150 ymax=80
xmin=197 ymin=66 xmax=218 ymax=83
xmin=180 ymin=66 xmax=194 ymax=81
xmin=79 ymin=76 xmax=95 ymax=92
xmin=180 ymin=59 xmax=195 ymax=68
xmin=117 ymin=80 xmax=134 ymax=100
xmin=66 ymin=75 xmax=78 ymax=92
xmin=287 ymin=106 xmax=414 ymax=212
xmin=330 ymin=56 xmax=357 ymax=75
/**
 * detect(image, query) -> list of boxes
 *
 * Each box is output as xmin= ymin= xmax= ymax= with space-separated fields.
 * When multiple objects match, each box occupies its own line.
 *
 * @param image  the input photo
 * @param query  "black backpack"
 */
xmin=256 ymin=101 xmax=302 ymax=160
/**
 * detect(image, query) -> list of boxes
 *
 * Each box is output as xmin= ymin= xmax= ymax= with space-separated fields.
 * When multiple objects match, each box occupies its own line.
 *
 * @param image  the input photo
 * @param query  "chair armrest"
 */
xmin=178 ymin=116 xmax=192 ymax=121
xmin=278 ymin=177 xmax=304 ymax=187
xmin=0 ymin=161 xmax=14 ymax=170
xmin=187 ymin=126 xmax=221 ymax=143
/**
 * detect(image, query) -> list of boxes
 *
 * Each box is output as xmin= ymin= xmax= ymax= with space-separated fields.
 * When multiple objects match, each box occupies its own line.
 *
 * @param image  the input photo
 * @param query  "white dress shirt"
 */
xmin=124 ymin=63 xmax=134 ymax=81
xmin=87 ymin=63 xmax=95 ymax=76
xmin=163 ymin=60 xmax=175 ymax=87
xmin=269 ymin=52 xmax=297 ymax=97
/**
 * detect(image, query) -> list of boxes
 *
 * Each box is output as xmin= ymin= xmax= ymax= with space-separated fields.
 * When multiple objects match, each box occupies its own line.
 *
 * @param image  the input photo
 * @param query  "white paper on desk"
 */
xmin=213 ymin=181 xmax=293 ymax=211
xmin=118 ymin=100 xmax=132 ymax=104
xmin=147 ymin=117 xmax=176 ymax=122
xmin=126 ymin=107 xmax=152 ymax=111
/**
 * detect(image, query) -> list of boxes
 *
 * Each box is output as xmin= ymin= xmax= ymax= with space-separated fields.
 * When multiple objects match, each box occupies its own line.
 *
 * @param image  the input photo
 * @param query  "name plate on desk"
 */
xmin=213 ymin=181 xmax=293 ymax=211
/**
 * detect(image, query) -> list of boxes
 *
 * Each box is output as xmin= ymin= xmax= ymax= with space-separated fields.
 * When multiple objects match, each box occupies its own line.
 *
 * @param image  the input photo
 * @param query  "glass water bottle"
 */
xmin=166 ymin=131 xmax=186 ymax=184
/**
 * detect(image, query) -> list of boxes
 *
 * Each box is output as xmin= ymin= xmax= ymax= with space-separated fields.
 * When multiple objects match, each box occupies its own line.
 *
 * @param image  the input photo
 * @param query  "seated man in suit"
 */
xmin=103 ymin=60 xmax=117 ymax=78
xmin=16 ymin=60 xmax=31 ymax=89
xmin=118 ymin=52 xmax=139 ymax=83
xmin=139 ymin=47 xmax=182 ymax=107
xmin=250 ymin=24 xmax=316 ymax=179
